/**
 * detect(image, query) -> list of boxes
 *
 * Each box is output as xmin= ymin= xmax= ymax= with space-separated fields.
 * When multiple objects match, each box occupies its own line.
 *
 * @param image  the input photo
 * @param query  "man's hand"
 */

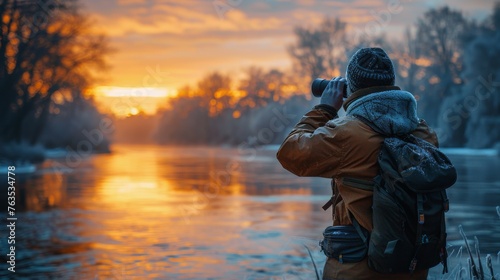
xmin=320 ymin=77 xmax=346 ymax=111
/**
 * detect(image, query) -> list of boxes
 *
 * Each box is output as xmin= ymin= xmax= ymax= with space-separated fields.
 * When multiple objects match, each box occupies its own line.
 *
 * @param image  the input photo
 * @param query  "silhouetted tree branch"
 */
xmin=0 ymin=0 xmax=109 ymax=149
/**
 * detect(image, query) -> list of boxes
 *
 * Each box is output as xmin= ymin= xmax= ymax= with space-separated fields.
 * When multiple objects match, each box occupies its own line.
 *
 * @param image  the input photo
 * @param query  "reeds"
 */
xmin=426 ymin=206 xmax=499 ymax=279
xmin=306 ymin=206 xmax=500 ymax=280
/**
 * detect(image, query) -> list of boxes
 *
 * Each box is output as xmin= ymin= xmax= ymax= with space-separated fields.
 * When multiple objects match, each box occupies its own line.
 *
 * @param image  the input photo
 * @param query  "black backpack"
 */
xmin=353 ymin=135 xmax=457 ymax=274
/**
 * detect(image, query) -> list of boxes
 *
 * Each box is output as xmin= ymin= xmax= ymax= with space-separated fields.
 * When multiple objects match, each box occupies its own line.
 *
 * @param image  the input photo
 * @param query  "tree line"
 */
xmin=1 ymin=1 xmax=499 ymax=162
xmin=156 ymin=3 xmax=500 ymax=148
xmin=0 ymin=0 xmax=110 ymax=162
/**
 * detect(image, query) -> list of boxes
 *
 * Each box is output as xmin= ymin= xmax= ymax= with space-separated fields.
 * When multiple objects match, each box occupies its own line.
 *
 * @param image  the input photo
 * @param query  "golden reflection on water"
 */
xmin=10 ymin=145 xmax=498 ymax=279
xmin=72 ymin=145 xmax=325 ymax=279
xmin=11 ymin=145 xmax=340 ymax=279
xmin=24 ymin=172 xmax=65 ymax=212
xmin=14 ymin=145 xmax=500 ymax=279
xmin=97 ymin=176 xmax=169 ymax=206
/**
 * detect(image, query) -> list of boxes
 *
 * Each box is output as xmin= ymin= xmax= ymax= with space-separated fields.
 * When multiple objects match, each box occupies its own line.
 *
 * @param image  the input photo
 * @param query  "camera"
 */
xmin=311 ymin=78 xmax=348 ymax=98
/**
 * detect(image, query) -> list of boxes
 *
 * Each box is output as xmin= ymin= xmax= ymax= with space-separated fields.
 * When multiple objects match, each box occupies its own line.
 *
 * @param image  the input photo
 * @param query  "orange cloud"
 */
xmin=82 ymin=0 xmax=495 ymax=91
xmin=91 ymin=3 xmax=285 ymax=38
xmin=117 ymin=0 xmax=146 ymax=5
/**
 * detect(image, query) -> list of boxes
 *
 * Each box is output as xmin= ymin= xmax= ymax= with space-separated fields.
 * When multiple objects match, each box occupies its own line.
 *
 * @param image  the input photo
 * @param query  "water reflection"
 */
xmin=0 ymin=145 xmax=498 ymax=279
xmin=444 ymin=154 xmax=500 ymax=251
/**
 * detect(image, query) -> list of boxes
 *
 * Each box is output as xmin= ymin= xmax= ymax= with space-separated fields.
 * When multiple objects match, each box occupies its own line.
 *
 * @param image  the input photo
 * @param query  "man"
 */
xmin=276 ymin=47 xmax=437 ymax=280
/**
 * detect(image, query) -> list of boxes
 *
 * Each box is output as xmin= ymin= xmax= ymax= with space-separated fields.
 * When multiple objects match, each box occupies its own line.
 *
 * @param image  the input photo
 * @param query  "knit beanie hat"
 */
xmin=345 ymin=47 xmax=395 ymax=95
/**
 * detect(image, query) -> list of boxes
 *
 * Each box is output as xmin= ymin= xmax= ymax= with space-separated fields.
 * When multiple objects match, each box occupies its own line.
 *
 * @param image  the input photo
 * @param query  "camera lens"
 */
xmin=311 ymin=78 xmax=347 ymax=98
xmin=311 ymin=78 xmax=329 ymax=97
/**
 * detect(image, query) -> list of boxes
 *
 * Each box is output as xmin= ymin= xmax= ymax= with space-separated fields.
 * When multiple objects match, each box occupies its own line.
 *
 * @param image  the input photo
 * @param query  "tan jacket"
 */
xmin=276 ymin=111 xmax=437 ymax=231
xmin=276 ymin=86 xmax=438 ymax=279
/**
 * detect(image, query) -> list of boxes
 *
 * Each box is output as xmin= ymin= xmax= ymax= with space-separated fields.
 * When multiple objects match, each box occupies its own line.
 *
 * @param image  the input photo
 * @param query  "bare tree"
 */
xmin=461 ymin=4 xmax=500 ymax=148
xmin=238 ymin=67 xmax=288 ymax=112
xmin=288 ymin=18 xmax=349 ymax=83
xmin=0 ymin=0 xmax=108 ymax=146
xmin=416 ymin=7 xmax=469 ymax=84
xmin=414 ymin=6 xmax=471 ymax=125
xmin=196 ymin=72 xmax=232 ymax=116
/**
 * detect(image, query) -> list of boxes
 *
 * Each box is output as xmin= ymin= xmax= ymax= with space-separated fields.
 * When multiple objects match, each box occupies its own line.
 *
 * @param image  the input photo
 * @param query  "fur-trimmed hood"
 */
xmin=345 ymin=88 xmax=419 ymax=136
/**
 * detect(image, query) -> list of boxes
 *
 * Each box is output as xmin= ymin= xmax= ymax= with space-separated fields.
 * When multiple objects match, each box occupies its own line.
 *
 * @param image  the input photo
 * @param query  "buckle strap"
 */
xmin=342 ymin=177 xmax=375 ymax=191
xmin=323 ymin=179 xmax=337 ymax=211
xmin=417 ymin=194 xmax=425 ymax=225
xmin=323 ymin=176 xmax=374 ymax=211
xmin=322 ymin=196 xmax=334 ymax=211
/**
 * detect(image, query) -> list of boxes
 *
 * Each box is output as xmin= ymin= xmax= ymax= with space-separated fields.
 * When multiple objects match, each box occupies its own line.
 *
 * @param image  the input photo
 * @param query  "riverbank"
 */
xmin=0 ymin=141 xmax=111 ymax=174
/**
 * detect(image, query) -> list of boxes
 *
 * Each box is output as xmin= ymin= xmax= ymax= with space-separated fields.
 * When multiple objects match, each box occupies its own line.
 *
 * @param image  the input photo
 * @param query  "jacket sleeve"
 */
xmin=276 ymin=105 xmax=345 ymax=178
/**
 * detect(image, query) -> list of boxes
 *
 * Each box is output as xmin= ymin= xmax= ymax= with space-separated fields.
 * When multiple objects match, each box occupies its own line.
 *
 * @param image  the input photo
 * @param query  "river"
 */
xmin=0 ymin=144 xmax=499 ymax=279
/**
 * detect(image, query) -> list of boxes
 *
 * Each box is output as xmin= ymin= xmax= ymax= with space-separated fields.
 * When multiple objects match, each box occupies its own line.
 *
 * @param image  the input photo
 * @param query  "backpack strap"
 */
xmin=322 ymin=180 xmax=336 ymax=211
xmin=417 ymin=194 xmax=425 ymax=227
xmin=321 ymin=197 xmax=334 ymax=211
xmin=409 ymin=194 xmax=426 ymax=273
xmin=415 ymin=193 xmax=425 ymax=246
xmin=342 ymin=177 xmax=374 ymax=191
xmin=441 ymin=190 xmax=449 ymax=212
xmin=440 ymin=209 xmax=448 ymax=274
xmin=440 ymin=191 xmax=449 ymax=274
xmin=326 ymin=178 xmax=374 ymax=239
xmin=323 ymin=177 xmax=374 ymax=211
xmin=350 ymin=213 xmax=369 ymax=245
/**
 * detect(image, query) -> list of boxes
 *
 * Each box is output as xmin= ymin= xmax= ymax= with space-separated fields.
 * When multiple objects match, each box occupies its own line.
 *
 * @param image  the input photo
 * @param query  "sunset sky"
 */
xmin=83 ymin=0 xmax=495 ymax=116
